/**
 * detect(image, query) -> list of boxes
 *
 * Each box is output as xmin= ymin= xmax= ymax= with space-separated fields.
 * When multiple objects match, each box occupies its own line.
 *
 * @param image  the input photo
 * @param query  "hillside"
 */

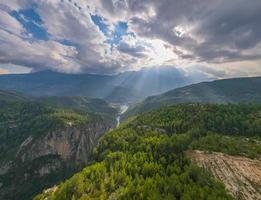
xmin=37 ymin=96 xmax=117 ymax=116
xmin=0 ymin=93 xmax=116 ymax=200
xmin=35 ymin=104 xmax=261 ymax=200
xmin=0 ymin=89 xmax=117 ymax=117
xmin=0 ymin=90 xmax=29 ymax=102
xmin=187 ymin=150 xmax=261 ymax=200
xmin=125 ymin=77 xmax=261 ymax=117
xmin=0 ymin=68 xmax=190 ymax=103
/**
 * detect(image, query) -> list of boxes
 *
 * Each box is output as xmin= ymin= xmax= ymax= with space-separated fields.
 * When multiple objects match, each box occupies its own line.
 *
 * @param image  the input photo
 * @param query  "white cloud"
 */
xmin=0 ymin=68 xmax=9 ymax=74
xmin=0 ymin=9 xmax=25 ymax=36
xmin=0 ymin=0 xmax=260 ymax=77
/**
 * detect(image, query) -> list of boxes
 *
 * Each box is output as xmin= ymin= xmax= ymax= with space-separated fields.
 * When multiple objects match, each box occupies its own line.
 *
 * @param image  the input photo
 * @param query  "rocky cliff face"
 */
xmin=0 ymin=120 xmax=115 ymax=200
xmin=17 ymin=122 xmax=112 ymax=165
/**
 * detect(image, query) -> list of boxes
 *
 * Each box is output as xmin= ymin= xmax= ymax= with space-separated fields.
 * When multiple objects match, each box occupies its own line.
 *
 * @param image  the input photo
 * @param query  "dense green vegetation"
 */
xmin=35 ymin=131 xmax=232 ymax=200
xmin=135 ymin=104 xmax=261 ymax=158
xmin=35 ymin=104 xmax=260 ymax=200
xmin=0 ymin=90 xmax=116 ymax=166
xmin=0 ymin=91 xmax=116 ymax=162
xmin=38 ymin=96 xmax=117 ymax=116
xmin=0 ymin=101 xmax=92 ymax=160
xmin=0 ymin=89 xmax=29 ymax=102
xmin=0 ymin=91 xmax=116 ymax=200
xmin=125 ymin=77 xmax=261 ymax=117
xmin=190 ymin=134 xmax=261 ymax=159
xmin=135 ymin=104 xmax=260 ymax=137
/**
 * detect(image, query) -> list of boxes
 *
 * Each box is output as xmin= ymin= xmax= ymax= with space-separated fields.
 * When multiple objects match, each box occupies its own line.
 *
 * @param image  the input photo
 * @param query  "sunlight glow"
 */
xmin=146 ymin=39 xmax=178 ymax=66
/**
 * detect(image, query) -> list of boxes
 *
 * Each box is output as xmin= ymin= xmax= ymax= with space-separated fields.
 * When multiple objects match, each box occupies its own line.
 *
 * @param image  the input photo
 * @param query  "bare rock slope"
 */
xmin=188 ymin=150 xmax=261 ymax=200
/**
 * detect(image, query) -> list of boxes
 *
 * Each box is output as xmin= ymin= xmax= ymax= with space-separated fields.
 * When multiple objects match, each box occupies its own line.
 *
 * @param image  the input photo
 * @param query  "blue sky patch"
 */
xmin=91 ymin=15 xmax=109 ymax=36
xmin=108 ymin=22 xmax=128 ymax=45
xmin=10 ymin=8 xmax=49 ymax=40
xmin=91 ymin=14 xmax=134 ymax=45
xmin=58 ymin=39 xmax=77 ymax=47
xmin=109 ymin=22 xmax=135 ymax=45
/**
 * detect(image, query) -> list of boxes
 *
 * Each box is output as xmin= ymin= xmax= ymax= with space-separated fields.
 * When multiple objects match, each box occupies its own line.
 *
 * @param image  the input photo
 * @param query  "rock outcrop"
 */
xmin=17 ymin=122 xmax=111 ymax=165
xmin=0 ymin=120 xmax=115 ymax=200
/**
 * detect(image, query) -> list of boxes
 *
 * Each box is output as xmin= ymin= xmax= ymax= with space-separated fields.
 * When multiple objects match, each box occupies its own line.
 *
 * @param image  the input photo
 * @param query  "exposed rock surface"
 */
xmin=0 ymin=121 xmax=115 ymax=200
xmin=0 ymin=162 xmax=12 ymax=175
xmin=17 ymin=123 xmax=110 ymax=165
xmin=187 ymin=150 xmax=261 ymax=200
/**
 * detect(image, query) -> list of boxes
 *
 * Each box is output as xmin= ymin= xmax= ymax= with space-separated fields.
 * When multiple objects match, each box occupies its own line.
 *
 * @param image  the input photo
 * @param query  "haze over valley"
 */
xmin=0 ymin=0 xmax=261 ymax=200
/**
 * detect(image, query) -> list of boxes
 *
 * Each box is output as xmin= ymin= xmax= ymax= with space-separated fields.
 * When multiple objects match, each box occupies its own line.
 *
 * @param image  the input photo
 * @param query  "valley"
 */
xmin=34 ymin=104 xmax=261 ymax=200
xmin=0 ymin=92 xmax=117 ymax=200
xmin=0 ymin=68 xmax=191 ymax=104
xmin=115 ymin=104 xmax=129 ymax=127
xmin=1 ymin=0 xmax=260 ymax=199
xmin=0 ymin=0 xmax=261 ymax=200
xmin=0 ymin=77 xmax=260 ymax=200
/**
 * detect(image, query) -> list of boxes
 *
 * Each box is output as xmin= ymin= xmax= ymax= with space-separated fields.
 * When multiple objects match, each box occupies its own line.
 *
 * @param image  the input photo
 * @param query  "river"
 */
xmin=116 ymin=104 xmax=129 ymax=127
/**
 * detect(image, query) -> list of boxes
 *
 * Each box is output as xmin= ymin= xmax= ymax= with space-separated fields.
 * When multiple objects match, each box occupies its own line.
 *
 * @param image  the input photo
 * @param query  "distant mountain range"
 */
xmin=0 ymin=68 xmax=191 ymax=103
xmin=0 ymin=74 xmax=260 ymax=199
xmin=125 ymin=76 xmax=261 ymax=116
xmin=0 ymin=89 xmax=117 ymax=116
xmin=0 ymin=90 xmax=29 ymax=102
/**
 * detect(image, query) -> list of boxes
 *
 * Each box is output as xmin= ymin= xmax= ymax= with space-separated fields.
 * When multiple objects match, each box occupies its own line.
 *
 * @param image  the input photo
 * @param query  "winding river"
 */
xmin=116 ymin=104 xmax=129 ymax=127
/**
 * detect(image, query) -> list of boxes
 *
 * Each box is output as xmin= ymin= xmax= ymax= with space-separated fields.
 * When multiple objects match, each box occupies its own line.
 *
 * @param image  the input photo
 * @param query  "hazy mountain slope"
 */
xmin=0 ymin=94 xmax=116 ymax=200
xmin=110 ymin=67 xmax=190 ymax=98
xmin=0 ymin=89 xmax=117 ymax=116
xmin=125 ymin=76 xmax=261 ymax=116
xmin=34 ymin=104 xmax=261 ymax=200
xmin=0 ymin=68 xmax=190 ymax=103
xmin=37 ymin=96 xmax=117 ymax=116
xmin=0 ymin=70 xmax=114 ymax=97
xmin=0 ymin=90 xmax=29 ymax=102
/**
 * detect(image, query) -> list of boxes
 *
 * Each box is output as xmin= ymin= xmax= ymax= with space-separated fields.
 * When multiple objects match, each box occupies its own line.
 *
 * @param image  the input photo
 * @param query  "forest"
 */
xmin=0 ymin=99 xmax=115 ymax=200
xmin=34 ymin=104 xmax=261 ymax=200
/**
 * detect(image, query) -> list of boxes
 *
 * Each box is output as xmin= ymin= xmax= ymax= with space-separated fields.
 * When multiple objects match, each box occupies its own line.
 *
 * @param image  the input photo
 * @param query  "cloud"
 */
xmin=126 ymin=0 xmax=261 ymax=64
xmin=0 ymin=7 xmax=25 ymax=36
xmin=0 ymin=68 xmax=10 ymax=74
xmin=0 ymin=0 xmax=129 ymax=74
xmin=186 ymin=65 xmax=227 ymax=79
xmin=0 ymin=28 xmax=80 ymax=72
xmin=117 ymin=35 xmax=148 ymax=58
xmin=0 ymin=0 xmax=260 ymax=78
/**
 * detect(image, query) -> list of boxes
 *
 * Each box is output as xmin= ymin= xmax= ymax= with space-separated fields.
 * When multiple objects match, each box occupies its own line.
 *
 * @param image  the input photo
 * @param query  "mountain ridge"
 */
xmin=125 ymin=76 xmax=261 ymax=117
xmin=0 ymin=68 xmax=191 ymax=103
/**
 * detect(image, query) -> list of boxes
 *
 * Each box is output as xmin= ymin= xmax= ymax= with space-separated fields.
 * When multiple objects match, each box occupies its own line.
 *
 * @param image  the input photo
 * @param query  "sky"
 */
xmin=0 ymin=0 xmax=261 ymax=79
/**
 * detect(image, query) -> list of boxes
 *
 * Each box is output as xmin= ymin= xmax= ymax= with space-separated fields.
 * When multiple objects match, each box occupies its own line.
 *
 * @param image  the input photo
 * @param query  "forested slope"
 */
xmin=0 ymin=91 xmax=116 ymax=200
xmin=37 ymin=96 xmax=117 ymax=116
xmin=125 ymin=77 xmax=261 ymax=117
xmin=35 ymin=104 xmax=261 ymax=200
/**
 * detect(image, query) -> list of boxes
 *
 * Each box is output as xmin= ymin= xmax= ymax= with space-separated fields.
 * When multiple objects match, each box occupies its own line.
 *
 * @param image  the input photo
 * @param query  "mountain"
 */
xmin=0 ymin=91 xmax=116 ymax=200
xmin=34 ymin=104 xmax=261 ymax=200
xmin=37 ymin=96 xmax=117 ymax=116
xmin=0 ymin=68 xmax=191 ymax=103
xmin=0 ymin=89 xmax=117 ymax=116
xmin=0 ymin=90 xmax=29 ymax=102
xmin=125 ymin=76 xmax=261 ymax=117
